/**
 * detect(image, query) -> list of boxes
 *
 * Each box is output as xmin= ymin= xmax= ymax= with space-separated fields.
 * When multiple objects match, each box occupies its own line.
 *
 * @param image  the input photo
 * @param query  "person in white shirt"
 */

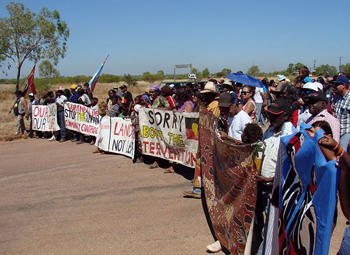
xmin=254 ymin=86 xmax=266 ymax=126
xmin=78 ymin=88 xmax=91 ymax=106
xmin=49 ymin=88 xmax=67 ymax=142
xmin=252 ymin=98 xmax=296 ymax=254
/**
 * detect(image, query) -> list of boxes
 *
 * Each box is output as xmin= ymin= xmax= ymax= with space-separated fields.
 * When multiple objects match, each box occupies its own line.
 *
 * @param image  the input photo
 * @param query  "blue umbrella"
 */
xmin=225 ymin=73 xmax=263 ymax=88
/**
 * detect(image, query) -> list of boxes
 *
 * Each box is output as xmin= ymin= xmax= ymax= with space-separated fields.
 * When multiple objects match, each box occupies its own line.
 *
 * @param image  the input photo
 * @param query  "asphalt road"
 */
xmin=0 ymin=139 xmax=346 ymax=254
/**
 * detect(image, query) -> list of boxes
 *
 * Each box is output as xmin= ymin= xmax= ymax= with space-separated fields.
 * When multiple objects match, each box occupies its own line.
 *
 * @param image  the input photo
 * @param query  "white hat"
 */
xmin=200 ymin=81 xmax=220 ymax=95
xmin=28 ymin=93 xmax=34 ymax=97
xmin=302 ymin=82 xmax=323 ymax=92
xmin=277 ymin=75 xmax=287 ymax=81
xmin=134 ymin=104 xmax=141 ymax=113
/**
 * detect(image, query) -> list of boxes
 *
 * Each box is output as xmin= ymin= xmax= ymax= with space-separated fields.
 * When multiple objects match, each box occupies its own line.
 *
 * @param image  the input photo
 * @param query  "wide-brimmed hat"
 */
xmin=218 ymin=92 xmax=233 ymax=107
xmin=302 ymin=82 xmax=323 ymax=92
xmin=200 ymin=81 xmax=220 ymax=95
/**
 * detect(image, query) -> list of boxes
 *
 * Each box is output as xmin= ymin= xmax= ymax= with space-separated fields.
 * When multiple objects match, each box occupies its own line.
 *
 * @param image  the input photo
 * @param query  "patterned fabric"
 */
xmin=264 ymin=124 xmax=338 ymax=255
xmin=334 ymin=91 xmax=350 ymax=136
xmin=151 ymin=96 xmax=170 ymax=108
xmin=200 ymin=108 xmax=259 ymax=254
xmin=306 ymin=109 xmax=340 ymax=142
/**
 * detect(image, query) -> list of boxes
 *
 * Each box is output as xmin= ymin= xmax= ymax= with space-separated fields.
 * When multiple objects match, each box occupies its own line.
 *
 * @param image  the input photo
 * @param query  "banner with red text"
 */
xmin=64 ymin=102 xmax=99 ymax=136
xmin=96 ymin=116 xmax=135 ymax=159
xmin=32 ymin=104 xmax=60 ymax=131
xmin=138 ymin=108 xmax=199 ymax=168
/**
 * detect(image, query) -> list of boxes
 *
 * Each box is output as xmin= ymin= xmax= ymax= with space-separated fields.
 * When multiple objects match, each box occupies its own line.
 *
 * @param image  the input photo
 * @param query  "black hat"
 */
xmin=119 ymin=85 xmax=127 ymax=89
xmin=306 ymin=91 xmax=328 ymax=102
xmin=266 ymin=98 xmax=292 ymax=115
xmin=218 ymin=92 xmax=233 ymax=107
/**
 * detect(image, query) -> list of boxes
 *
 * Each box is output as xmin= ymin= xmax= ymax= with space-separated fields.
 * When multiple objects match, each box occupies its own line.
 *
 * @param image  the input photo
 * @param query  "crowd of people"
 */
xmin=9 ymin=66 xmax=350 ymax=254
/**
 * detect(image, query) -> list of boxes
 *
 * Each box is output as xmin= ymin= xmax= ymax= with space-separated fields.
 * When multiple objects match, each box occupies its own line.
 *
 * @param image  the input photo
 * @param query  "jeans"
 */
xmin=340 ymin=133 xmax=350 ymax=154
xmin=16 ymin=114 xmax=25 ymax=135
xmin=255 ymin=103 xmax=266 ymax=126
xmin=58 ymin=111 xmax=66 ymax=140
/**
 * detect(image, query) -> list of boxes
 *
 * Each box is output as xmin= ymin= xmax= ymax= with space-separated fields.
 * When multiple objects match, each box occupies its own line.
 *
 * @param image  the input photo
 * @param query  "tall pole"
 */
xmin=339 ymin=57 xmax=343 ymax=73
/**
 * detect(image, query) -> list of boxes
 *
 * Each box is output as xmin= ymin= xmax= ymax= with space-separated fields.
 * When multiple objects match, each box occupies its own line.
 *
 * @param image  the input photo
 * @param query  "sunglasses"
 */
xmin=241 ymin=91 xmax=250 ymax=95
xmin=301 ymin=90 xmax=312 ymax=95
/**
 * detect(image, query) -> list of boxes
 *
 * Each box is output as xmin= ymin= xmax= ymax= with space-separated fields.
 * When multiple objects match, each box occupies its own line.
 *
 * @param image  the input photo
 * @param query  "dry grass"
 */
xmin=0 ymin=81 xmax=162 ymax=141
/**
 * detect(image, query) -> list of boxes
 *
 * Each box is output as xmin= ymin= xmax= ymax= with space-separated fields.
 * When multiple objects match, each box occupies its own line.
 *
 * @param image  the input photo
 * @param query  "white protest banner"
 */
xmin=32 ymin=104 xmax=60 ymax=131
xmin=138 ymin=108 xmax=199 ymax=168
xmin=96 ymin=116 xmax=135 ymax=159
xmin=64 ymin=102 xmax=99 ymax=136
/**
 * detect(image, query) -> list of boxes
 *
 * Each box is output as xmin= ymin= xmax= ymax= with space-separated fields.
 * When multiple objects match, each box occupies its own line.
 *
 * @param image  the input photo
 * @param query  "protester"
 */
xmin=53 ymin=88 xmax=67 ymax=142
xmin=240 ymin=85 xmax=256 ymax=121
xmin=252 ymin=98 xmax=296 ymax=254
xmin=68 ymin=85 xmax=78 ymax=102
xmin=78 ymin=88 xmax=91 ymax=106
xmin=28 ymin=93 xmax=39 ymax=138
xmin=206 ymin=122 xmax=263 ymax=253
xmin=316 ymin=134 xmax=350 ymax=254
xmin=254 ymin=84 xmax=267 ymax=127
xmin=9 ymin=90 xmax=28 ymax=135
xmin=191 ymin=91 xmax=202 ymax=112
xmin=83 ymin=82 xmax=93 ymax=99
xmin=177 ymin=89 xmax=194 ymax=113
xmin=120 ymin=85 xmax=133 ymax=110
xmin=199 ymin=81 xmax=220 ymax=117
xmin=332 ymin=76 xmax=350 ymax=152
xmin=305 ymin=91 xmax=340 ymax=142
xmin=106 ymin=89 xmax=117 ymax=109
xmin=149 ymin=85 xmax=170 ymax=108
xmin=118 ymin=105 xmax=130 ymax=118
xmin=108 ymin=95 xmax=121 ymax=117
xmin=160 ymin=86 xmax=176 ymax=110
xmin=296 ymin=82 xmax=323 ymax=129
xmin=140 ymin=94 xmax=152 ymax=108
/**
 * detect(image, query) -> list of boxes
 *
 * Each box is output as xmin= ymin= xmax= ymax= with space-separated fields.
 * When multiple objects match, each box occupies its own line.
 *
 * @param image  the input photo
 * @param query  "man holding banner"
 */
xmin=55 ymin=88 xmax=68 ymax=142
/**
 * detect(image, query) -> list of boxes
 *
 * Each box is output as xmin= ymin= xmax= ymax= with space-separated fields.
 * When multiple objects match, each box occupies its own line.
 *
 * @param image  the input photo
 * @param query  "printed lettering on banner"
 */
xmin=32 ymin=104 xmax=60 ymax=131
xmin=95 ymin=116 xmax=135 ymax=159
xmin=138 ymin=108 xmax=199 ymax=168
xmin=64 ymin=102 xmax=99 ymax=136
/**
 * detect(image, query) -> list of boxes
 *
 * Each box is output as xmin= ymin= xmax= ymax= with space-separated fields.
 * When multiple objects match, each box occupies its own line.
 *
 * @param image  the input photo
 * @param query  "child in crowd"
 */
xmin=118 ymin=105 xmax=129 ymax=118
xmin=108 ymin=96 xmax=120 ymax=117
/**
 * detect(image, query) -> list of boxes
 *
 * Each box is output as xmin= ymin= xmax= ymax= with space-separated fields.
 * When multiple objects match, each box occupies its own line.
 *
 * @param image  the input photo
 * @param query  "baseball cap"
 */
xmin=70 ymin=84 xmax=77 ymax=90
xmin=218 ymin=92 xmax=233 ymax=107
xmin=266 ymin=99 xmax=292 ymax=115
xmin=332 ymin=76 xmax=349 ymax=86
xmin=306 ymin=91 xmax=328 ymax=102
xmin=28 ymin=93 xmax=34 ymax=97
xmin=301 ymin=82 xmax=323 ymax=92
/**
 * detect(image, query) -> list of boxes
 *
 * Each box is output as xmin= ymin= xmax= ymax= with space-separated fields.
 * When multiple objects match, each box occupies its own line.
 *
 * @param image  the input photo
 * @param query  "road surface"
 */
xmin=0 ymin=139 xmax=346 ymax=254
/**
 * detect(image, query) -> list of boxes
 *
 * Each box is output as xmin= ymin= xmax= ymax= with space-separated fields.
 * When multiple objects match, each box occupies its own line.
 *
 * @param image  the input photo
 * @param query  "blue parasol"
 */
xmin=225 ymin=73 xmax=263 ymax=88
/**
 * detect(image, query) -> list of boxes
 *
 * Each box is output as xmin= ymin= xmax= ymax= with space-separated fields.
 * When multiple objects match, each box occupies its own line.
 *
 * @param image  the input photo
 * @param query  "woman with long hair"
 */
xmin=241 ymin=85 xmax=256 ymax=121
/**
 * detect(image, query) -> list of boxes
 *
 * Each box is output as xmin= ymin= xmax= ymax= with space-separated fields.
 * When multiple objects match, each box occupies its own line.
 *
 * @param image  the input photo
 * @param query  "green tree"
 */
xmin=123 ymin=74 xmax=137 ymax=86
xmin=202 ymin=68 xmax=210 ymax=78
xmin=221 ymin=68 xmax=231 ymax=76
xmin=157 ymin=70 xmax=165 ymax=80
xmin=286 ymin=63 xmax=294 ymax=74
xmin=294 ymin=62 xmax=305 ymax=72
xmin=341 ymin=63 xmax=350 ymax=74
xmin=246 ymin=65 xmax=260 ymax=77
xmin=0 ymin=2 xmax=69 ymax=90
xmin=191 ymin=68 xmax=201 ymax=79
xmin=314 ymin=64 xmax=337 ymax=76
xmin=38 ymin=60 xmax=60 ymax=78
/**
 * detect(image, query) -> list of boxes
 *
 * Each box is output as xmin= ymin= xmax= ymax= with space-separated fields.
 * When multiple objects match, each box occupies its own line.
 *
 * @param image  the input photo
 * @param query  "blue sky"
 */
xmin=1 ymin=0 xmax=349 ymax=78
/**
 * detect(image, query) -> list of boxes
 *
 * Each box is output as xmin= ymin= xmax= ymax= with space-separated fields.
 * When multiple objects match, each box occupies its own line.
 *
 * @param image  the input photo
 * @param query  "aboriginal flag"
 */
xmin=185 ymin=117 xmax=199 ymax=140
xmin=21 ymin=64 xmax=36 ymax=95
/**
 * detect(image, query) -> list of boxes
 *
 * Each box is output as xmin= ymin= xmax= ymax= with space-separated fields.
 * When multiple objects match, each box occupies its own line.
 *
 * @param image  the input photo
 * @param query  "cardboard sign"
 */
xmin=32 ymin=104 xmax=60 ymax=131
xmin=138 ymin=108 xmax=199 ymax=168
xmin=64 ymin=102 xmax=99 ymax=136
